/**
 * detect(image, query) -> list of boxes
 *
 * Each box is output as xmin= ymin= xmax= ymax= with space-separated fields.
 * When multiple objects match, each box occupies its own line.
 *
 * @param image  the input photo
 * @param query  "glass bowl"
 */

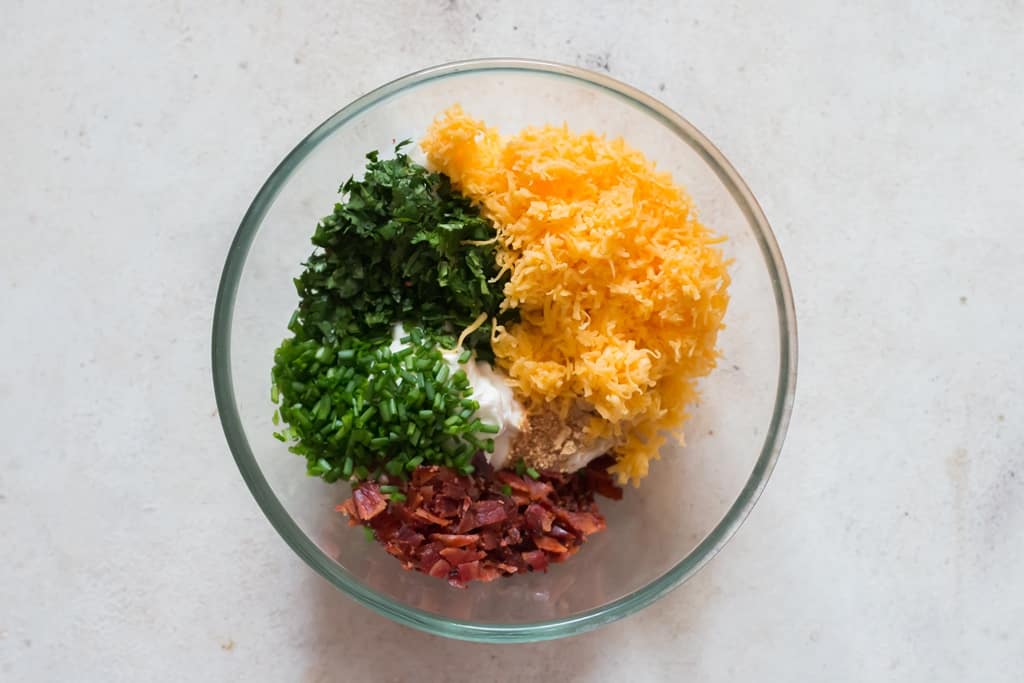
xmin=212 ymin=58 xmax=797 ymax=642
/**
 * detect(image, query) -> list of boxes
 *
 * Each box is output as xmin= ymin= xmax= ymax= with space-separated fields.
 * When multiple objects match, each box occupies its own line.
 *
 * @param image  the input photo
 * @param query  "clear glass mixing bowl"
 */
xmin=212 ymin=58 xmax=797 ymax=642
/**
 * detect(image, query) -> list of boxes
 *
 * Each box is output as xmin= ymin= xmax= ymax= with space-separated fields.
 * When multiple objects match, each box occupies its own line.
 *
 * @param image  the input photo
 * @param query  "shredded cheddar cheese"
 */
xmin=456 ymin=312 xmax=488 ymax=350
xmin=422 ymin=106 xmax=730 ymax=484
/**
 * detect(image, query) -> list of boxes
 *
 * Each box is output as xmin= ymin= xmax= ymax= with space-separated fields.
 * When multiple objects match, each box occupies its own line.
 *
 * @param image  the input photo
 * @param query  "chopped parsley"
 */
xmin=289 ymin=141 xmax=510 ymax=355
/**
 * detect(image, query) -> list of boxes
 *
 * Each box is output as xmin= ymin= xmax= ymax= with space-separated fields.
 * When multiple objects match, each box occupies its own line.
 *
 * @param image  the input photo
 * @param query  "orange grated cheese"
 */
xmin=456 ymin=312 xmax=488 ymax=350
xmin=422 ymin=106 xmax=730 ymax=485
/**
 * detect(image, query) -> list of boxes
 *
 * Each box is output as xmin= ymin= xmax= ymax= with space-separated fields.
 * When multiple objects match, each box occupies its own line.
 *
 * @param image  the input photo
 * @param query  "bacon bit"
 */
xmin=553 ymin=509 xmax=605 ymax=535
xmin=456 ymin=499 xmax=508 ymax=532
xmin=427 ymin=559 xmax=452 ymax=578
xmin=534 ymin=535 xmax=569 ymax=553
xmin=478 ymin=565 xmax=502 ymax=582
xmin=430 ymin=533 xmax=481 ymax=548
xmin=524 ymin=503 xmax=555 ymax=533
xmin=522 ymin=550 xmax=549 ymax=572
xmin=480 ymin=530 xmax=500 ymax=550
xmin=441 ymin=480 xmax=469 ymax=500
xmin=505 ymin=526 xmax=523 ymax=545
xmin=585 ymin=455 xmax=624 ymax=500
xmin=510 ymin=491 xmax=531 ymax=506
xmin=440 ymin=547 xmax=484 ymax=565
xmin=432 ymin=497 xmax=462 ymax=518
xmin=418 ymin=543 xmax=443 ymax=573
xmin=371 ymin=514 xmax=402 ymax=541
xmin=336 ymin=458 xmax=620 ymax=587
xmin=413 ymin=508 xmax=451 ymax=526
xmin=456 ymin=560 xmax=482 ymax=584
xmin=495 ymin=471 xmax=554 ymax=502
xmin=495 ymin=470 xmax=531 ymax=491
xmin=393 ymin=526 xmax=425 ymax=549
xmin=351 ymin=484 xmax=387 ymax=520
xmin=522 ymin=477 xmax=555 ymax=502
xmin=335 ymin=499 xmax=358 ymax=522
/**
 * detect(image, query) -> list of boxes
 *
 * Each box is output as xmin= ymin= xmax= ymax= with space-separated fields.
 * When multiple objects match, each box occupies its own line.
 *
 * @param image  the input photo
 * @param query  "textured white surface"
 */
xmin=2 ymin=1 xmax=1023 ymax=680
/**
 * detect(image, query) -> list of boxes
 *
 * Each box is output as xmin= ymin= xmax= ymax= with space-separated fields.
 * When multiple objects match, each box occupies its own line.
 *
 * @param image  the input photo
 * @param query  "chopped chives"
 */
xmin=271 ymin=319 xmax=501 ymax=484
xmin=434 ymin=364 xmax=450 ymax=383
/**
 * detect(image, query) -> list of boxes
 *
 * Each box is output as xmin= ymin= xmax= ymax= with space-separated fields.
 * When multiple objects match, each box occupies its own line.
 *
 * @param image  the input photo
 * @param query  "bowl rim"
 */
xmin=212 ymin=57 xmax=798 ymax=643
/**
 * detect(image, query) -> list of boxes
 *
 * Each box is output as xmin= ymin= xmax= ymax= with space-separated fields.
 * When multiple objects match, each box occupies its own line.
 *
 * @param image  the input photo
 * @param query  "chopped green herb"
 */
xmin=288 ymin=142 xmax=512 ymax=354
xmin=272 ymin=326 xmax=496 ymax=483
xmin=271 ymin=144 xmax=521 ymax=484
xmin=525 ymin=467 xmax=541 ymax=480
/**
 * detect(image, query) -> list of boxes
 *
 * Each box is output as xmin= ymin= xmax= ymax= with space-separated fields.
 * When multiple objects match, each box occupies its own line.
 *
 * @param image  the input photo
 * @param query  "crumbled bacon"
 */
xmin=413 ymin=508 xmax=451 ymax=526
xmin=521 ymin=549 xmax=549 ymax=572
xmin=524 ymin=503 xmax=555 ymax=533
xmin=334 ymin=499 xmax=358 ymax=517
xmin=553 ymin=508 xmax=606 ymax=535
xmin=583 ymin=457 xmax=624 ymax=500
xmin=430 ymin=533 xmax=481 ymax=548
xmin=439 ymin=547 xmax=484 ymax=565
xmin=533 ymin=535 xmax=569 ymax=553
xmin=338 ymin=457 xmax=621 ymax=587
xmin=351 ymin=483 xmax=387 ymax=520
xmin=455 ymin=499 xmax=509 ymax=532
xmin=455 ymin=560 xmax=482 ymax=585
xmin=427 ymin=559 xmax=452 ymax=578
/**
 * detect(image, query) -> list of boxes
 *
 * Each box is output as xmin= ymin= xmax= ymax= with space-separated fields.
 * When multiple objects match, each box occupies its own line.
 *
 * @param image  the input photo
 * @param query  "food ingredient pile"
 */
xmin=271 ymin=108 xmax=729 ymax=587
xmin=423 ymin=106 xmax=731 ymax=483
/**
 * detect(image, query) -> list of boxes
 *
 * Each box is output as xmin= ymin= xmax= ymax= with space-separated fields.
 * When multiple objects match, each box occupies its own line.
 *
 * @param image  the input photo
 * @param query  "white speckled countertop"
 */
xmin=3 ymin=1 xmax=1023 ymax=680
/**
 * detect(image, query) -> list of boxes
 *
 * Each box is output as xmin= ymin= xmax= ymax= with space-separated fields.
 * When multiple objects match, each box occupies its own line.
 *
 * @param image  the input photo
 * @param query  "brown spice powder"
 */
xmin=511 ymin=407 xmax=598 ymax=471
